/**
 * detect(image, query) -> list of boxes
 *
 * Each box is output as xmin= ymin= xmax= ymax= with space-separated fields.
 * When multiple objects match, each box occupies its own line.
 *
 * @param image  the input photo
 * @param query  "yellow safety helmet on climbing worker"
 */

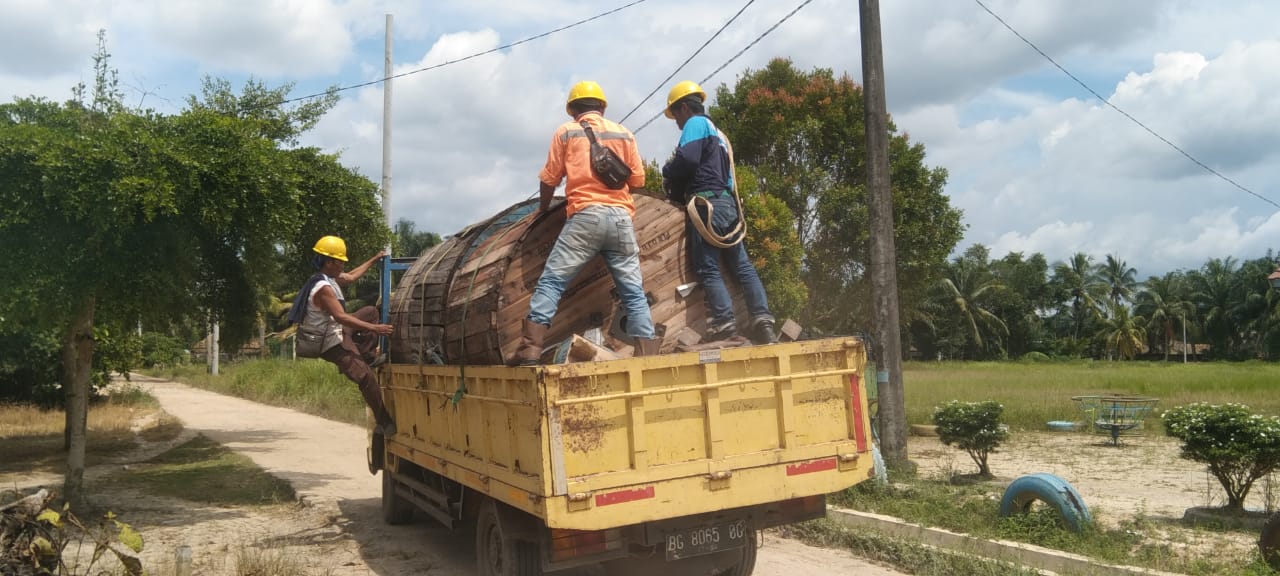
xmin=565 ymin=81 xmax=607 ymax=117
xmin=665 ymin=80 xmax=707 ymax=119
xmin=312 ymin=235 xmax=348 ymax=262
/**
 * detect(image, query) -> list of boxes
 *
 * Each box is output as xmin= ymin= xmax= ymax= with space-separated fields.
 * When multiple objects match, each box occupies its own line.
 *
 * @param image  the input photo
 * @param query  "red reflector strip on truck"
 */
xmin=595 ymin=486 xmax=655 ymax=507
xmin=786 ymin=457 xmax=837 ymax=476
xmin=849 ymin=374 xmax=868 ymax=452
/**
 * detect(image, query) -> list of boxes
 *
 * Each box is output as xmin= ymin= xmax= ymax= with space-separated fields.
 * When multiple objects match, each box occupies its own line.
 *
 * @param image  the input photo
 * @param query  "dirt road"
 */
xmin=134 ymin=375 xmax=905 ymax=576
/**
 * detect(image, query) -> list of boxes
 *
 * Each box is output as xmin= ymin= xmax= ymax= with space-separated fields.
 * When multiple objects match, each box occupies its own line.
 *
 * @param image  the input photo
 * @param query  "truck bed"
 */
xmin=382 ymin=337 xmax=873 ymax=531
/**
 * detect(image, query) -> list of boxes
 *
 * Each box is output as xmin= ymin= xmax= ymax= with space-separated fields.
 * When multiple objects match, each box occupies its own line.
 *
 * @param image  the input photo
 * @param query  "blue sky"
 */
xmin=4 ymin=0 xmax=1279 ymax=281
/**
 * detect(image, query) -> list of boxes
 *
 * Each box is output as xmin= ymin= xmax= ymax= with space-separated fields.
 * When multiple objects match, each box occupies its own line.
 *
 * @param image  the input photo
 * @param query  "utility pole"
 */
xmin=381 ymin=14 xmax=394 ymax=252
xmin=859 ymin=0 xmax=907 ymax=466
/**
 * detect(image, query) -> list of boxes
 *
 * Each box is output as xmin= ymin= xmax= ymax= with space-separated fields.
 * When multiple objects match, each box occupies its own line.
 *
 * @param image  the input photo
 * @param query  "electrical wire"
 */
xmin=269 ymin=0 xmax=652 ymax=110
xmin=973 ymin=0 xmax=1278 ymax=210
xmin=618 ymin=0 xmax=756 ymax=124
xmin=632 ymin=0 xmax=814 ymax=135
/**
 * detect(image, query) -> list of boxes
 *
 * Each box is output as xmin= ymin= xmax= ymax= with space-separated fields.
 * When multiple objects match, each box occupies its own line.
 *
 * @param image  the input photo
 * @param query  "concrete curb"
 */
xmin=828 ymin=507 xmax=1185 ymax=576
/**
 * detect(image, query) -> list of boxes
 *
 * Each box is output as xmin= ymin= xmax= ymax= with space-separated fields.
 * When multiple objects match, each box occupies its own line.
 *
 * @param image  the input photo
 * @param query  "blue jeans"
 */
xmin=528 ymin=205 xmax=655 ymax=339
xmin=689 ymin=193 xmax=772 ymax=333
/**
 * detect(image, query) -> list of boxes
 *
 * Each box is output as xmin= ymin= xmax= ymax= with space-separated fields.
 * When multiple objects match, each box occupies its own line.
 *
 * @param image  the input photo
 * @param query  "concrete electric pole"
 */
xmin=858 ymin=0 xmax=908 ymax=466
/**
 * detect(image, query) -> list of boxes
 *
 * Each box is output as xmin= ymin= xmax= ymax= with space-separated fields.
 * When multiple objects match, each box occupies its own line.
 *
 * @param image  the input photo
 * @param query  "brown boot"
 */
xmin=634 ymin=338 xmax=661 ymax=357
xmin=509 ymin=319 xmax=548 ymax=366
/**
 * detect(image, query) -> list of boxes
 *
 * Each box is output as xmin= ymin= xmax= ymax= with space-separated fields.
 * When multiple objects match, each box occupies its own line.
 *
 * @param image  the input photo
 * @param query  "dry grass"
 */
xmin=230 ymin=546 xmax=335 ymax=576
xmin=0 ymin=390 xmax=180 ymax=473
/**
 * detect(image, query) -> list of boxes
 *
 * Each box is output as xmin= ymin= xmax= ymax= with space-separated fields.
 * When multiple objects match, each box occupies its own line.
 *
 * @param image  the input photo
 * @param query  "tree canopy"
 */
xmin=0 ymin=35 xmax=388 ymax=506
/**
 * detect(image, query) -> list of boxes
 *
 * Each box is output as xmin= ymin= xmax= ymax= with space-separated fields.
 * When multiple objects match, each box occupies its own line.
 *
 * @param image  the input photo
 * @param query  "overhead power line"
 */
xmin=632 ymin=0 xmax=815 ymax=135
xmin=619 ymin=0 xmax=756 ymax=124
xmin=973 ymin=0 xmax=1278 ymax=210
xmin=272 ymin=0 xmax=652 ymax=109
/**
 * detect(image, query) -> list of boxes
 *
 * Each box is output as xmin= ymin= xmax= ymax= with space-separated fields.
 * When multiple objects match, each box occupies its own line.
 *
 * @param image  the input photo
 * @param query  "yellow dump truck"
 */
xmin=368 ymin=337 xmax=874 ymax=576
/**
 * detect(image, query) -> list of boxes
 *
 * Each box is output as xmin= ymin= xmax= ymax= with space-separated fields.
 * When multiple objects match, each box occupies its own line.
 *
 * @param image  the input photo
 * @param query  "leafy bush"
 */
xmin=139 ymin=332 xmax=187 ymax=368
xmin=933 ymin=400 xmax=1009 ymax=478
xmin=1162 ymin=402 xmax=1280 ymax=511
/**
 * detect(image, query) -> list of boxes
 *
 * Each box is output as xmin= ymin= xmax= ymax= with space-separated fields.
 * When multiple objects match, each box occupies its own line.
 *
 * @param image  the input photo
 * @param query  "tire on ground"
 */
xmin=381 ymin=470 xmax=414 ymax=525
xmin=476 ymin=499 xmax=541 ymax=576
xmin=1260 ymin=512 xmax=1280 ymax=570
xmin=722 ymin=526 xmax=758 ymax=576
xmin=998 ymin=473 xmax=1091 ymax=532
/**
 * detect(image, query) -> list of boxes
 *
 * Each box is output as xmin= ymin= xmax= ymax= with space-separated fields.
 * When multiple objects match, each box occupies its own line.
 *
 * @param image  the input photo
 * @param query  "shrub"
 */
xmin=1162 ymin=402 xmax=1280 ymax=511
xmin=933 ymin=400 xmax=1009 ymax=478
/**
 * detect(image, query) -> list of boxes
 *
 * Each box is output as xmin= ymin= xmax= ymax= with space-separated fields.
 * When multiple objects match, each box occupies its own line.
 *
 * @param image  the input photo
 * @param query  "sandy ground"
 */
xmin=0 ymin=374 xmax=905 ymax=576
xmin=910 ymin=429 xmax=1274 ymax=523
xmin=7 ymin=376 xmax=1265 ymax=574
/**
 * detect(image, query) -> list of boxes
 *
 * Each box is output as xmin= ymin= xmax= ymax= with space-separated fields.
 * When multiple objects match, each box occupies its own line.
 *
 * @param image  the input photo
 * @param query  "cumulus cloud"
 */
xmin=6 ymin=0 xmax=1280 ymax=278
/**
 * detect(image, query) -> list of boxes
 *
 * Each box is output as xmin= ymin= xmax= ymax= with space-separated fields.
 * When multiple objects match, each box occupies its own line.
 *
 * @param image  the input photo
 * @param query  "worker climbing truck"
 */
xmin=368 ymin=324 xmax=875 ymax=575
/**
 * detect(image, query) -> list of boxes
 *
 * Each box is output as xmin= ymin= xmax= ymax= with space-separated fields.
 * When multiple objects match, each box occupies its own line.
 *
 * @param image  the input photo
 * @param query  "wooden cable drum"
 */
xmin=389 ymin=194 xmax=749 ymax=365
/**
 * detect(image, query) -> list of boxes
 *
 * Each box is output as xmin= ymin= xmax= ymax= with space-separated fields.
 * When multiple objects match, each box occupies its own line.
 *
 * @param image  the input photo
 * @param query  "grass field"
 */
xmin=150 ymin=359 xmax=367 ymax=426
xmin=902 ymin=360 xmax=1280 ymax=432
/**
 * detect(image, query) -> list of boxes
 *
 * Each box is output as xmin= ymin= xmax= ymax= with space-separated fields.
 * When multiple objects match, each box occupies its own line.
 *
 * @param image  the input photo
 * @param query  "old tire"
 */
xmin=1259 ymin=512 xmax=1280 ymax=569
xmin=381 ymin=470 xmax=414 ymax=525
xmin=721 ymin=527 xmax=758 ymax=576
xmin=477 ymin=501 xmax=541 ymax=576
xmin=999 ymin=473 xmax=1091 ymax=532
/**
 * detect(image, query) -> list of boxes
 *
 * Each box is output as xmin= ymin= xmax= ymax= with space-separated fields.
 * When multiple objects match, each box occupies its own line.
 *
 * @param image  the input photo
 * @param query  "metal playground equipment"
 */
xmin=1071 ymin=395 xmax=1160 ymax=446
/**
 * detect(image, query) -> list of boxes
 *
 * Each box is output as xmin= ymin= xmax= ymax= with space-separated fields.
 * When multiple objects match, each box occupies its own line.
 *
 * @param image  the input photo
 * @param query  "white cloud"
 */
xmin=7 ymin=0 xmax=1280 ymax=280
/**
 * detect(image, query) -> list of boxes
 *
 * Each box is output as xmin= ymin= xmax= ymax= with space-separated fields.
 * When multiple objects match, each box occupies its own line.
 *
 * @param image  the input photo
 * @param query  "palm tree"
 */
xmin=1096 ymin=254 xmax=1138 ymax=305
xmin=393 ymin=218 xmax=442 ymax=258
xmin=1134 ymin=272 xmax=1193 ymax=361
xmin=1098 ymin=300 xmax=1147 ymax=360
xmin=1051 ymin=253 xmax=1105 ymax=343
xmin=937 ymin=257 xmax=1008 ymax=359
xmin=1190 ymin=257 xmax=1240 ymax=359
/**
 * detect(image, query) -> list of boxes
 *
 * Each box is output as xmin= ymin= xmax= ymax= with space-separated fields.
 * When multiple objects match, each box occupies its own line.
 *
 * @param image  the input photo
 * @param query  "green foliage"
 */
xmin=0 ymin=326 xmax=61 ymax=404
xmin=711 ymin=58 xmax=963 ymax=336
xmin=139 ymin=332 xmax=188 ymax=368
xmin=932 ymin=400 xmax=1009 ymax=477
xmin=393 ymin=218 xmax=442 ymax=259
xmin=1163 ymin=403 xmax=1280 ymax=510
xmin=736 ymin=165 xmax=806 ymax=320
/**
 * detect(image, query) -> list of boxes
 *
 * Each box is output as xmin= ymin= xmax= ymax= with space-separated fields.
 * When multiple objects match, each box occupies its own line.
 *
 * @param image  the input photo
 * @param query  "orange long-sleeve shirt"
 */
xmin=538 ymin=111 xmax=646 ymax=218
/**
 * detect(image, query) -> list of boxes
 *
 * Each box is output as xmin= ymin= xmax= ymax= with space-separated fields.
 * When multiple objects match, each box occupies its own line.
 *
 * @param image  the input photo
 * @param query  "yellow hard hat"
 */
xmin=312 ymin=235 xmax=348 ymax=262
xmin=566 ymin=81 xmax=607 ymax=116
xmin=665 ymin=80 xmax=707 ymax=118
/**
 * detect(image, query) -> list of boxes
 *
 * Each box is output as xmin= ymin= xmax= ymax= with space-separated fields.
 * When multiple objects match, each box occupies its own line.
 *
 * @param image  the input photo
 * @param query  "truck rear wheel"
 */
xmin=381 ymin=470 xmax=414 ymax=525
xmin=476 ymin=500 xmax=541 ymax=576
xmin=719 ymin=526 xmax=757 ymax=576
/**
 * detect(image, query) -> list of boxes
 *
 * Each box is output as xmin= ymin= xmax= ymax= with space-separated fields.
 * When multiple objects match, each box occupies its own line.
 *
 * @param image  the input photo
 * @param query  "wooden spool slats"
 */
xmin=389 ymin=195 xmax=747 ymax=365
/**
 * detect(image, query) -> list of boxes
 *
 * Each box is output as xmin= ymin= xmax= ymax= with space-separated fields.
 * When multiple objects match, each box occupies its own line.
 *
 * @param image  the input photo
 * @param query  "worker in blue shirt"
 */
xmin=661 ymin=81 xmax=777 ymax=345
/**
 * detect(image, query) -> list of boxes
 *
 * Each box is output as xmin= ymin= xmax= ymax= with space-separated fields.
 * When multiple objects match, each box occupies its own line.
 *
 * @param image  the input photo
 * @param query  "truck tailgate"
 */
xmin=542 ymin=338 xmax=872 ymax=529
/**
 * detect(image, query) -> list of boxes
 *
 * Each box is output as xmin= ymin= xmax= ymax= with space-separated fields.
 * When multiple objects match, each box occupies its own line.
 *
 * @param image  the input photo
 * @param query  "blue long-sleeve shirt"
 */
xmin=662 ymin=114 xmax=734 ymax=201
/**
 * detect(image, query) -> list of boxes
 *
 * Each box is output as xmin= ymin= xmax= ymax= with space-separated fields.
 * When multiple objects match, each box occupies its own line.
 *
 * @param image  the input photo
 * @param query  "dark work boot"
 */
xmin=750 ymin=317 xmax=778 ymax=345
xmin=705 ymin=321 xmax=737 ymax=342
xmin=509 ymin=319 xmax=548 ymax=366
xmin=634 ymin=338 xmax=661 ymax=357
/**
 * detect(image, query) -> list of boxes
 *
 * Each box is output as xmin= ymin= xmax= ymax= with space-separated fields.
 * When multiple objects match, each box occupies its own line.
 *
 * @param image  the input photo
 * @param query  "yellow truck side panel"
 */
xmin=383 ymin=338 xmax=872 ymax=531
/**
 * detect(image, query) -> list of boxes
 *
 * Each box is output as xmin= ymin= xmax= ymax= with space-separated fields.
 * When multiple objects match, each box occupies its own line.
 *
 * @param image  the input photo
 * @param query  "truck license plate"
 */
xmin=665 ymin=520 xmax=747 ymax=561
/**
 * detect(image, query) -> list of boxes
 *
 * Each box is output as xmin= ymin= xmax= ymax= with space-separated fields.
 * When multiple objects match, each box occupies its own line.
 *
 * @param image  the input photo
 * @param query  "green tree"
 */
xmin=934 ymin=246 xmax=1008 ymax=360
xmin=0 ymin=36 xmax=387 ymax=508
xmin=1050 ymin=253 xmax=1105 ymax=348
xmin=1096 ymin=254 xmax=1138 ymax=305
xmin=1134 ymin=271 xmax=1194 ymax=361
xmin=1189 ymin=257 xmax=1240 ymax=360
xmin=393 ymin=218 xmax=442 ymax=259
xmin=1097 ymin=301 xmax=1146 ymax=360
xmin=711 ymin=58 xmax=963 ymax=335
xmin=989 ymin=251 xmax=1052 ymax=359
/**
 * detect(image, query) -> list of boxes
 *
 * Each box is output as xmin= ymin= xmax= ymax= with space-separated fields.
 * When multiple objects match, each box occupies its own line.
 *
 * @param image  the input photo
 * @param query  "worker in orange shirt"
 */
xmin=509 ymin=81 xmax=658 ymax=365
